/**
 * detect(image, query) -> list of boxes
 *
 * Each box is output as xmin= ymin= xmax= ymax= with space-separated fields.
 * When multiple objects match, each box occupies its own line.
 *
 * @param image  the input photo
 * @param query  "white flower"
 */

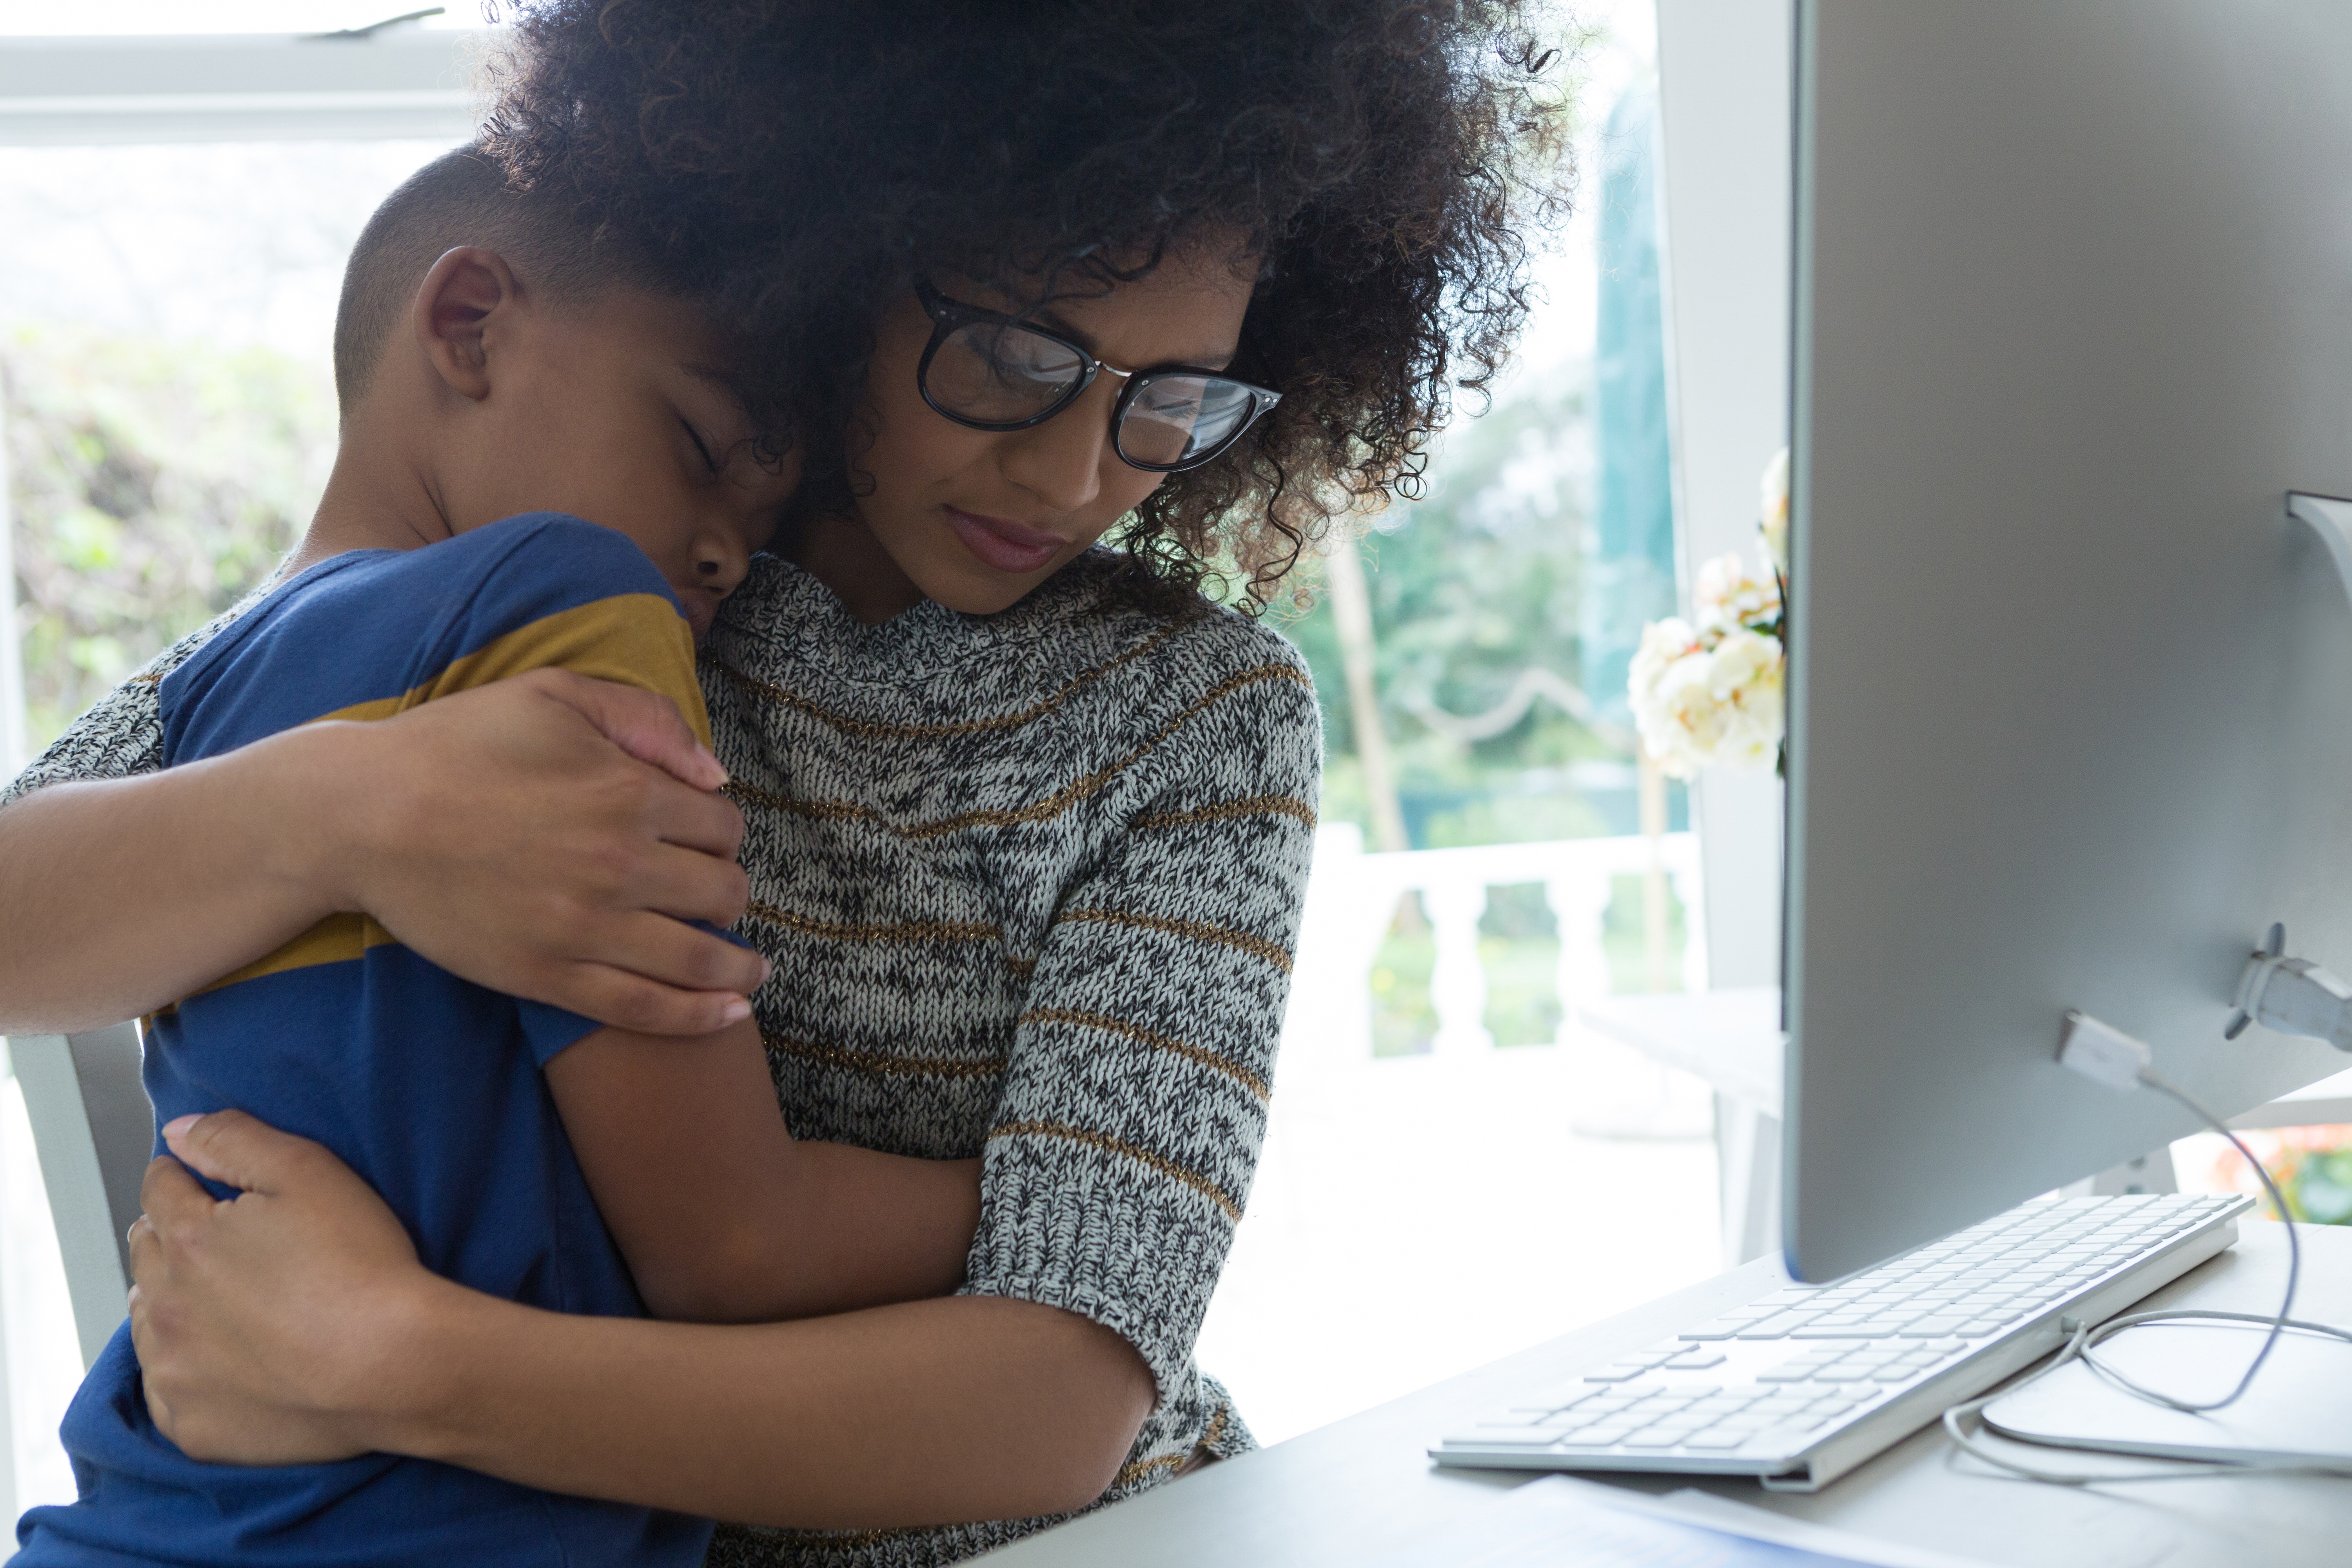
xmin=1628 ymin=617 xmax=1785 ymax=779
xmin=1759 ymin=446 xmax=1791 ymax=575
xmin=1692 ymin=550 xmax=1781 ymax=637
xmin=1703 ymin=629 xmax=1786 ymax=771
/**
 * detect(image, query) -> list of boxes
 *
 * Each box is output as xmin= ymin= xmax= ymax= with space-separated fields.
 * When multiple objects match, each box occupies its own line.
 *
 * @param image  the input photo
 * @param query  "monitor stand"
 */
xmin=2288 ymin=490 xmax=2352 ymax=604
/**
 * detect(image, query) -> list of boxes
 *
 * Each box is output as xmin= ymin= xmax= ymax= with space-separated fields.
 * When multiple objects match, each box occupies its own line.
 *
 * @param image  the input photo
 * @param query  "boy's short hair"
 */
xmin=332 ymin=146 xmax=675 ymax=414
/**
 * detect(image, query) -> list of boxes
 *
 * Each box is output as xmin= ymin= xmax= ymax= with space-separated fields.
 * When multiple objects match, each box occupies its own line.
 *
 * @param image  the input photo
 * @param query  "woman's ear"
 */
xmin=411 ymin=245 xmax=524 ymax=403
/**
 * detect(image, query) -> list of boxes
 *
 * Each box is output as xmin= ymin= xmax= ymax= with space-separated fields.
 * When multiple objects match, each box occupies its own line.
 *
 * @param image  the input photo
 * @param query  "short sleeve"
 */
xmin=1 ymin=597 xmax=257 ymax=807
xmin=958 ymin=633 xmax=1322 ymax=1404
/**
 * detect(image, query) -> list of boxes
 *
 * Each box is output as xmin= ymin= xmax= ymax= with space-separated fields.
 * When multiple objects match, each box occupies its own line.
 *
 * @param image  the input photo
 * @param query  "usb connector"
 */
xmin=2058 ymin=1010 xmax=2152 ymax=1092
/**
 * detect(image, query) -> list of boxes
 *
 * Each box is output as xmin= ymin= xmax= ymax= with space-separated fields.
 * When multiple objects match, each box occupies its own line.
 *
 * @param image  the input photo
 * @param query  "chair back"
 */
xmin=12 ymin=1023 xmax=151 ymax=1370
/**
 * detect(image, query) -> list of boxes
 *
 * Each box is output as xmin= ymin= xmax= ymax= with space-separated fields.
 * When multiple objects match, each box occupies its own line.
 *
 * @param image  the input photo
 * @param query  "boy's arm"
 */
xmin=542 ymin=1020 xmax=980 ymax=1321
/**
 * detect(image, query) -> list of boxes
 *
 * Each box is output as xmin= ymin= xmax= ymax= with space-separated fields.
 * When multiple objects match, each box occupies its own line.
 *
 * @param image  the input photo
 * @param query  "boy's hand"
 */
xmin=310 ymin=670 xmax=769 ymax=1036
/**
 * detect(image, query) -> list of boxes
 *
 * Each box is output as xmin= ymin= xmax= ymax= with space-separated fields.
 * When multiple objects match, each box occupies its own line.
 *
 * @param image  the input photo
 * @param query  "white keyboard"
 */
xmin=1434 ymin=1192 xmax=2253 ymax=1491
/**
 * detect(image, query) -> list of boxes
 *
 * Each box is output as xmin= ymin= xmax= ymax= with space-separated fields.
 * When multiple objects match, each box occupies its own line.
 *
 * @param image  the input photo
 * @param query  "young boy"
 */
xmin=13 ymin=149 xmax=980 ymax=1568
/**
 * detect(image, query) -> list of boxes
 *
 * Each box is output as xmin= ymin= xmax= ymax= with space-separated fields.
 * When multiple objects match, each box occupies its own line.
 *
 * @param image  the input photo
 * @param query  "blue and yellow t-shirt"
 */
xmin=15 ymin=514 xmax=716 ymax=1568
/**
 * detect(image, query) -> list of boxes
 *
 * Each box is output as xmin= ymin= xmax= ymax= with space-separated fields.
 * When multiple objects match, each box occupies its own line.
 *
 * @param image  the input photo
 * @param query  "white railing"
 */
xmin=1280 ymin=826 xmax=1706 ymax=1080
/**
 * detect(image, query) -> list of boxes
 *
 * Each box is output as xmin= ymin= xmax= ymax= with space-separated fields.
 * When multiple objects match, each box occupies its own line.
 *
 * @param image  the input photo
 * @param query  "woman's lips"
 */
xmin=944 ymin=506 xmax=1065 ymax=574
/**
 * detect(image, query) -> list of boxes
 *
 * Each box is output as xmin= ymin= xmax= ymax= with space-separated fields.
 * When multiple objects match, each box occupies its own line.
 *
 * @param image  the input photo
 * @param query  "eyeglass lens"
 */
xmin=927 ymin=319 xmax=1259 ymax=467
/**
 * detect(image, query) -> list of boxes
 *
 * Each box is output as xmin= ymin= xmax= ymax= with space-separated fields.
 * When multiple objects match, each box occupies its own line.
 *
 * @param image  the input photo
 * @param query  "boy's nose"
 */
xmin=692 ymin=520 xmax=753 ymax=597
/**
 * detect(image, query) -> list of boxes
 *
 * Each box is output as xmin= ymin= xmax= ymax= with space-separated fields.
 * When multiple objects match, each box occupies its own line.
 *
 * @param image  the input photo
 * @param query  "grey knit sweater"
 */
xmin=5 ymin=548 xmax=1322 ymax=1568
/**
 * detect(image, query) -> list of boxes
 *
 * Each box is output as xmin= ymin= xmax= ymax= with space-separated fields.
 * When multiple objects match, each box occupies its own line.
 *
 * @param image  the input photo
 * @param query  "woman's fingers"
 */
xmin=324 ymin=673 xmax=766 ymax=1029
xmin=525 ymin=668 xmax=729 ymax=791
xmin=126 ymin=1112 xmax=428 ymax=1465
xmin=159 ymin=1108 xmax=325 ymax=1196
xmin=552 ymin=964 xmax=757 ymax=1038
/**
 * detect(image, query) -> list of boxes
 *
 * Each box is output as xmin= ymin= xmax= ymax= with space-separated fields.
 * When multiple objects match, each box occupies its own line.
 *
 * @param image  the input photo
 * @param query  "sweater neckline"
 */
xmin=711 ymin=548 xmax=1125 ymax=679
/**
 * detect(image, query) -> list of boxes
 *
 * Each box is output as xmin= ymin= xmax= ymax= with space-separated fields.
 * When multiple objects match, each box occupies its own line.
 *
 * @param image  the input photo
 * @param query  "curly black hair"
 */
xmin=481 ymin=0 xmax=1570 ymax=610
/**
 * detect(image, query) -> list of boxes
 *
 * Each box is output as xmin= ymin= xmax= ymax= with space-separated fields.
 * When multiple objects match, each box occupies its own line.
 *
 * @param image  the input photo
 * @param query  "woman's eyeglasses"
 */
xmin=913 ymin=277 xmax=1280 ymax=472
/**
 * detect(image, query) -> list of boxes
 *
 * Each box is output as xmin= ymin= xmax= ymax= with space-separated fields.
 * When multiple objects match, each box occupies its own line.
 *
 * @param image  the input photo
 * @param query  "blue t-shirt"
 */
xmin=15 ymin=515 xmax=717 ymax=1568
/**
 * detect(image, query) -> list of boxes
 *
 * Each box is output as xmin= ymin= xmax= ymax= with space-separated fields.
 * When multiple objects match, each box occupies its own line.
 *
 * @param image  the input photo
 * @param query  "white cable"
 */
xmin=1939 ymin=1067 xmax=2352 ymax=1484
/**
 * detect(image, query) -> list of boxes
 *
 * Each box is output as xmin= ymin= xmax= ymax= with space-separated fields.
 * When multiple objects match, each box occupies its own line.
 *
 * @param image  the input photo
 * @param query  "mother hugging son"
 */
xmin=0 ymin=4 xmax=1568 ymax=1566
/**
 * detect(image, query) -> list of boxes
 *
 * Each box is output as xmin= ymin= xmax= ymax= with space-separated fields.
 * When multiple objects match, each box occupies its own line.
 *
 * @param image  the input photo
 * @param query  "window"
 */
xmin=0 ymin=3 xmax=488 ymax=1508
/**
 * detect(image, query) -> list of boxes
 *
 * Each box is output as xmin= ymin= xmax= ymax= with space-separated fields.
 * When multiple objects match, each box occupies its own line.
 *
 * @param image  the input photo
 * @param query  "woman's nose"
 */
xmin=1000 ymin=379 xmax=1116 ymax=512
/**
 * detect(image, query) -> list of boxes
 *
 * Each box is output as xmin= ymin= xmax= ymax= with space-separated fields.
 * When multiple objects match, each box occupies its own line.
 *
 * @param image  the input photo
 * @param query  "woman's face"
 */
xmin=843 ymin=247 xmax=1258 ymax=616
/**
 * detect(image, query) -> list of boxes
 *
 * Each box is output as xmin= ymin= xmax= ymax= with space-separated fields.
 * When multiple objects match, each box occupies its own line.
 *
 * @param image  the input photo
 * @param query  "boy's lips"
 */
xmin=944 ymin=506 xmax=1066 ymax=574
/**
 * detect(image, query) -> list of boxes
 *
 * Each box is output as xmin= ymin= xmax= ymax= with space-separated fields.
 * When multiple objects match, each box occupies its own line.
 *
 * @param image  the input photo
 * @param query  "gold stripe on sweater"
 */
xmin=1051 ymin=907 xmax=1293 ymax=973
xmin=1113 ymin=1400 xmax=1230 ymax=1488
xmin=725 ymin=664 xmax=1311 ymax=839
xmin=744 ymin=902 xmax=1003 ymax=945
xmin=1020 ymin=1007 xmax=1271 ymax=1102
xmin=699 ymin=619 xmax=1183 ymax=739
xmin=762 ymin=1032 xmax=1006 ymax=1080
xmin=989 ymin=1119 xmax=1244 ymax=1224
xmin=1134 ymin=793 xmax=1318 ymax=832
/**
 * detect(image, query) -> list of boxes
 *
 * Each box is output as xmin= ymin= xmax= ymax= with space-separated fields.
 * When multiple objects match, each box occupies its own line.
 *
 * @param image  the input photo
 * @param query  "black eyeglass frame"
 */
xmin=912 ymin=276 xmax=1281 ymax=473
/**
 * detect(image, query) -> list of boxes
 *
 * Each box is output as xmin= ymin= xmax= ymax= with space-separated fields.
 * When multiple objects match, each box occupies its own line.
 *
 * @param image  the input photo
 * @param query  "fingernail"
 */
xmin=722 ymin=997 xmax=751 ymax=1023
xmin=162 ymin=1114 xmax=203 ymax=1140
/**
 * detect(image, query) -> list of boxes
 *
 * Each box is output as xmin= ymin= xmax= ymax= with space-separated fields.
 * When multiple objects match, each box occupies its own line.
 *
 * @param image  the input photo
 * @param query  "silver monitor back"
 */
xmin=1786 ymin=0 xmax=2352 ymax=1281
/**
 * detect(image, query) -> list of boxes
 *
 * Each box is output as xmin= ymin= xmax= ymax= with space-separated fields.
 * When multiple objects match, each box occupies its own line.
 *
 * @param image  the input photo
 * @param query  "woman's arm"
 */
xmin=544 ymin=1018 xmax=982 ymax=1322
xmin=0 ymin=670 xmax=766 ymax=1037
xmin=130 ymin=1112 xmax=1150 ymax=1526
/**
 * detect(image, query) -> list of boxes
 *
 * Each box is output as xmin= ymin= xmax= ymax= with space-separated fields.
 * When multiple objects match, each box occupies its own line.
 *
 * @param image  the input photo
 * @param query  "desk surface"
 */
xmin=979 ymin=1224 xmax=2352 ymax=1568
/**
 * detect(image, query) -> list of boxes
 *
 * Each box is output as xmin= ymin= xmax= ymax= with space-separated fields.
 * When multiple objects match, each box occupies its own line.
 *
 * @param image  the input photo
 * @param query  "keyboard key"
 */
xmin=1684 ymin=1430 xmax=1754 ymax=1450
xmin=1452 ymin=1426 xmax=1579 ymax=1446
xmin=1813 ymin=1366 xmax=1873 ymax=1382
xmin=1560 ymin=1427 xmax=1632 ymax=1447
xmin=1679 ymin=1320 xmax=1757 ymax=1341
xmin=1898 ymin=1317 xmax=1968 ymax=1336
xmin=1583 ymin=1366 xmax=1648 ymax=1382
xmin=1958 ymin=1319 xmax=2011 ymax=1336
xmin=1624 ymin=1427 xmax=1701 ymax=1448
xmin=1735 ymin=1313 xmax=1820 ymax=1339
xmin=1664 ymin=1350 xmax=1727 ymax=1370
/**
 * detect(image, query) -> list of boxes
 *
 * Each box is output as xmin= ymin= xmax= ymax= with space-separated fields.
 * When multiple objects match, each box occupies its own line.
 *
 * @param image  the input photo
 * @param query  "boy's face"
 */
xmin=430 ymin=278 xmax=796 ymax=641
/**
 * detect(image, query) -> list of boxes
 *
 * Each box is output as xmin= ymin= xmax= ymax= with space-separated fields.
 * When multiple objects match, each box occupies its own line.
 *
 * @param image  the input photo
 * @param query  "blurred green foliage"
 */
xmin=1279 ymin=376 xmax=1621 ymax=849
xmin=4 ymin=325 xmax=328 ymax=750
xmin=2272 ymin=1144 xmax=2352 ymax=1225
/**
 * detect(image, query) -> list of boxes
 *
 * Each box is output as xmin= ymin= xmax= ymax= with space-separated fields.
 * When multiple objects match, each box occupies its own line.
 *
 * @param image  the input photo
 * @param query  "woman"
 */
xmin=0 ymin=4 xmax=1566 ymax=1563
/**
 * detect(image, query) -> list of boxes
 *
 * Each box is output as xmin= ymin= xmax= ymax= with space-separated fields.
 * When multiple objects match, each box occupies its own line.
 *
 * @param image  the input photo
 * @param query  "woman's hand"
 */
xmin=321 ymin=669 xmax=769 ymax=1036
xmin=0 ymin=669 xmax=765 ymax=1038
xmin=128 ymin=1111 xmax=448 ymax=1466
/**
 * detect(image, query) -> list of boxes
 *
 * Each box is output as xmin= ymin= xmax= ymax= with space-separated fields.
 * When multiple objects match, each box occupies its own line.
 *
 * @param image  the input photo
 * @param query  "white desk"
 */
xmin=978 ymin=1224 xmax=2352 ymax=1568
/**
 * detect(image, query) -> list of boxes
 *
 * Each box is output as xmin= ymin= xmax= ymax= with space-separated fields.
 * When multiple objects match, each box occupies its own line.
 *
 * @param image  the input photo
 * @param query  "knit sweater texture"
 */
xmin=5 ymin=547 xmax=1323 ymax=1568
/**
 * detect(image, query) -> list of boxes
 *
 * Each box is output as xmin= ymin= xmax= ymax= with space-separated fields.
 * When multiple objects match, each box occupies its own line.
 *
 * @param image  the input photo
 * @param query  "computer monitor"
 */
xmin=1785 ymin=0 xmax=2352 ymax=1282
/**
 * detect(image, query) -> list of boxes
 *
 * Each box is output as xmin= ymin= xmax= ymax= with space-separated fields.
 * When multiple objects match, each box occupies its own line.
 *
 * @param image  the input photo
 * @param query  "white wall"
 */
xmin=1653 ymin=0 xmax=1794 ymax=989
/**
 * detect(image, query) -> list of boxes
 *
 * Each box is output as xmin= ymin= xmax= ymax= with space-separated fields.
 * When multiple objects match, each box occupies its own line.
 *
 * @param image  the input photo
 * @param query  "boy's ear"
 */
xmin=412 ymin=246 xmax=525 ymax=403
